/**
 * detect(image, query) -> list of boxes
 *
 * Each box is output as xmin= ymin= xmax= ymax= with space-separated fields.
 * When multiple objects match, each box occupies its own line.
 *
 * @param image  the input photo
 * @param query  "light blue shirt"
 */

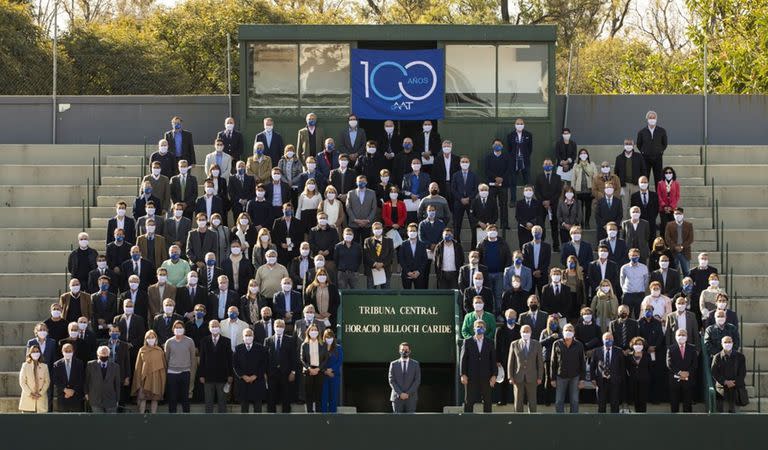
xmin=620 ymin=262 xmax=649 ymax=294
xmin=174 ymin=131 xmax=183 ymax=157
xmin=266 ymin=130 xmax=272 ymax=147
xmin=272 ymin=183 xmax=282 ymax=206
xmin=218 ymin=291 xmax=227 ymax=319
xmin=533 ymin=241 xmax=541 ymax=268
xmin=349 ymin=129 xmax=358 ymax=148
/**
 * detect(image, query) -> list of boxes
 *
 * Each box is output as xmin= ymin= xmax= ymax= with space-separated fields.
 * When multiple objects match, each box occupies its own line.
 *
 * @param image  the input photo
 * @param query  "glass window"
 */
xmin=445 ymin=45 xmax=495 ymax=118
xmin=247 ymin=43 xmax=298 ymax=117
xmin=498 ymin=44 xmax=549 ymax=117
xmin=300 ymin=43 xmax=350 ymax=117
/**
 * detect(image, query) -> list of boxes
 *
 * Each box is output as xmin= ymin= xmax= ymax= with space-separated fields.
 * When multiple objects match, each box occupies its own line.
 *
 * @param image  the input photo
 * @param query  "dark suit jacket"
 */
xmin=112 ymin=313 xmax=147 ymax=349
xmin=105 ymin=339 xmax=132 ymax=381
xmin=338 ymin=127 xmax=367 ymax=157
xmin=106 ymin=242 xmax=132 ymax=273
xmin=87 ymin=269 xmax=119 ymax=296
xmin=534 ymin=172 xmax=564 ymax=205
xmin=398 ymin=239 xmax=429 ymax=275
xmin=362 ymin=237 xmax=395 ymax=277
xmin=599 ymin=238 xmax=629 ymax=267
xmin=84 ymin=360 xmax=121 ymax=409
xmin=515 ymin=199 xmax=541 ymax=226
xmin=300 ymin=341 xmax=329 ymax=371
xmin=198 ymin=335 xmax=233 ymax=382
xmin=206 ymin=290 xmax=241 ymax=321
xmin=255 ymin=130 xmax=284 ymax=162
xmin=52 ymin=357 xmax=85 ymax=406
xmin=459 ymin=337 xmax=496 ymax=381
xmin=519 ymin=310 xmax=549 ymax=339
xmin=229 ymin=174 xmax=256 ymax=208
xmin=264 ymin=181 xmax=292 ymax=206
xmin=186 ymin=229 xmax=218 ymax=265
xmin=164 ymin=129 xmax=196 ymax=165
xmin=495 ymin=325 xmax=521 ymax=366
xmin=90 ymin=292 xmax=119 ymax=333
xmin=119 ymin=290 xmax=150 ymax=324
xmin=595 ymin=197 xmax=624 ymax=230
xmin=169 ymin=174 xmax=199 ymax=209
xmin=216 ymin=129 xmax=244 ymax=164
xmin=119 ymin=258 xmax=156 ymax=292
xmin=252 ymin=319 xmax=273 ymax=344
xmin=379 ymin=131 xmax=403 ymax=155
xmin=434 ymin=241 xmax=465 ymax=276
xmin=164 ymin=217 xmax=192 ymax=253
xmin=430 ymin=154 xmax=461 ymax=194
xmin=614 ymin=152 xmax=647 ymax=186
xmin=631 ymin=190 xmax=659 ymax=236
xmin=450 ymin=170 xmax=479 ymax=202
xmin=609 ymin=318 xmax=640 ymax=350
xmin=271 ymin=217 xmax=306 ymax=262
xmin=591 ymin=346 xmax=625 ymax=384
xmin=329 ymin=168 xmax=358 ymax=196
xmin=315 ymin=150 xmax=339 ymax=180
xmin=151 ymin=313 xmax=184 ymax=343
xmin=354 ymin=153 xmax=386 ymax=185
xmin=58 ymin=336 xmax=95 ymax=368
xmin=650 ymin=268 xmax=682 ymax=298
xmin=27 ymin=338 xmax=58 ymax=366
xmin=413 ymin=130 xmax=442 ymax=155
xmin=469 ymin=196 xmax=498 ymax=227
xmin=522 ymin=240 xmax=552 ymax=276
xmin=222 ymin=258 xmax=255 ymax=296
xmin=132 ymin=195 xmax=162 ymax=221
xmin=621 ymin=219 xmax=651 ymax=259
xmin=587 ymin=259 xmax=621 ymax=297
xmin=462 ymin=286 xmax=495 ymax=315
xmin=304 ymin=285 xmax=340 ymax=327
xmin=265 ymin=334 xmax=299 ymax=376
xmin=194 ymin=195 xmax=225 ymax=218
xmin=540 ymin=283 xmax=572 ymax=318
xmin=560 ymin=240 xmax=594 ymax=271
xmin=106 ymin=217 xmax=136 ymax=245
xmin=636 ymin=126 xmax=668 ymax=158
xmin=506 ymin=129 xmax=533 ymax=165
xmin=666 ymin=342 xmax=698 ymax=379
xmin=272 ymin=291 xmax=303 ymax=323
xmin=458 ymin=264 xmax=489 ymax=292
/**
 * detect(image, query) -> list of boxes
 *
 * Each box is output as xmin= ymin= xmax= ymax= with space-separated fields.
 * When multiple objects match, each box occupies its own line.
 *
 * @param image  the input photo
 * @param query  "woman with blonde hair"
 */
xmin=132 ymin=330 xmax=166 ymax=414
xmin=297 ymin=178 xmax=322 ymax=228
xmin=252 ymin=228 xmax=277 ymax=267
xmin=590 ymin=279 xmax=619 ymax=332
xmin=562 ymin=254 xmax=585 ymax=318
xmin=572 ymin=148 xmax=597 ymax=228
xmin=232 ymin=212 xmax=257 ymax=258
xmin=300 ymin=323 xmax=328 ymax=413
xmin=304 ymin=267 xmax=341 ymax=330
xmin=18 ymin=345 xmax=50 ymax=413
xmin=318 ymin=185 xmax=345 ymax=236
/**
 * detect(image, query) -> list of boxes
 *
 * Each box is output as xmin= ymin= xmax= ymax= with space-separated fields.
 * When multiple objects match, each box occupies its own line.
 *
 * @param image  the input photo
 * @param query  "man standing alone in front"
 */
xmin=388 ymin=342 xmax=421 ymax=413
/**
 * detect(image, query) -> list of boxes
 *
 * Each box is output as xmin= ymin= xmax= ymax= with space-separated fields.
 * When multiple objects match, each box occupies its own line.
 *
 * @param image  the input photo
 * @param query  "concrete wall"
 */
xmin=1 ymin=94 xmax=768 ymax=145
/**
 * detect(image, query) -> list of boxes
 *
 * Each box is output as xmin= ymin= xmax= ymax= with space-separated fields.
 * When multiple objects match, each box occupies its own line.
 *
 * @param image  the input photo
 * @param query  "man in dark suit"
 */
xmin=337 ymin=114 xmax=367 ymax=161
xmin=458 ymin=251 xmax=488 ymax=292
xmin=650 ymin=255 xmax=682 ymax=298
xmin=460 ymin=318 xmax=496 ymax=413
xmin=87 ymin=255 xmax=119 ymax=295
xmin=559 ymin=226 xmax=593 ymax=270
xmin=255 ymin=117 xmax=284 ymax=162
xmin=90 ymin=277 xmax=118 ymax=339
xmin=84 ymin=346 xmax=121 ymax=413
xmin=666 ymin=329 xmax=698 ymax=413
xmin=105 ymin=325 xmax=132 ymax=406
xmin=265 ymin=320 xmax=299 ymax=413
xmin=165 ymin=205 xmax=193 ymax=254
xmin=413 ymin=120 xmax=441 ymax=158
xmin=595 ymin=182 xmax=623 ymax=240
xmin=186 ymin=215 xmax=218 ymax=268
xmin=515 ymin=186 xmax=541 ymax=249
xmin=152 ymin=299 xmax=185 ymax=344
xmin=636 ymin=110 xmax=668 ymax=185
xmin=113 ymin=299 xmax=146 ymax=350
xmin=630 ymin=175 xmax=659 ymax=243
xmin=58 ymin=322 xmax=94 ymax=368
xmin=198 ymin=320 xmax=233 ymax=413
xmin=462 ymin=272 xmax=495 ymax=315
xmin=106 ymin=228 xmax=132 ymax=274
xmin=362 ymin=222 xmax=395 ymax=289
xmin=506 ymin=118 xmax=533 ymax=203
xmin=106 ymin=202 xmax=136 ymax=245
xmin=216 ymin=117 xmax=244 ymax=170
xmin=207 ymin=275 xmax=240 ymax=321
xmin=519 ymin=295 xmax=548 ymax=340
xmin=621 ymin=207 xmax=651 ymax=261
xmin=469 ymin=185 xmax=497 ymax=249
xmin=120 ymin=246 xmax=156 ymax=292
xmin=133 ymin=182 xmax=162 ymax=221
xmin=265 ymin=168 xmax=292 ymax=222
xmin=484 ymin=140 xmax=511 ymax=229
xmin=328 ymin=154 xmax=358 ymax=201
xmin=609 ymin=305 xmax=640 ymax=350
xmin=710 ymin=335 xmax=746 ymax=413
xmin=450 ymin=156 xmax=478 ymax=239
xmin=591 ymin=332 xmax=625 ymax=413
xmin=388 ymin=342 xmax=421 ymax=413
xmin=587 ymin=245 xmax=621 ymax=298
xmin=534 ymin=159 xmax=563 ymax=250
xmin=398 ymin=224 xmax=429 ymax=290
xmin=315 ymin=139 xmax=339 ymax=181
xmin=599 ymin=222 xmax=629 ymax=267
xmin=228 ymin=161 xmax=255 ymax=219
xmin=271 ymin=203 xmax=305 ymax=266
xmin=233 ymin=328 xmax=269 ymax=413
xmin=252 ymin=307 xmax=274 ymax=343
xmin=430 ymin=140 xmax=461 ymax=205
xmin=195 ymin=179 xmax=225 ymax=220
xmin=522 ymin=226 xmax=552 ymax=295
xmin=354 ymin=140 xmax=386 ymax=185
xmin=379 ymin=120 xmax=402 ymax=169
xmin=494 ymin=309 xmax=521 ymax=406
xmin=165 ymin=116 xmax=196 ymax=166
xmin=120 ymin=276 xmax=150 ymax=322
xmin=433 ymin=228 xmax=464 ymax=290
xmin=169 ymin=160 xmax=198 ymax=219
xmin=272 ymin=278 xmax=303 ymax=329
xmin=52 ymin=343 xmax=85 ymax=412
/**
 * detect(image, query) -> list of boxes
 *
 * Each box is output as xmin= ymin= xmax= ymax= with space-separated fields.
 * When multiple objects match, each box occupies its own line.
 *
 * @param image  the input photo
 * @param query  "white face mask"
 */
xmin=601 ymin=167 xmax=610 ymax=174
xmin=129 ymin=282 xmax=140 ymax=290
xmin=460 ymin=162 xmax=470 ymax=170
xmin=565 ymin=192 xmax=574 ymax=200
xmin=243 ymin=336 xmax=254 ymax=344
xmin=407 ymin=231 xmax=418 ymax=239
xmin=515 ymin=124 xmax=524 ymax=131
xmin=665 ymin=173 xmax=674 ymax=181
xmin=651 ymin=289 xmax=661 ymax=297
xmin=116 ymin=208 xmax=126 ymax=217
xmin=157 ymin=275 xmax=167 ymax=283
xmin=275 ymin=328 xmax=285 ymax=335
xmin=231 ymin=247 xmax=242 ymax=255
xmin=521 ymin=332 xmax=531 ymax=341
xmin=722 ymin=342 xmax=733 ymax=351
xmin=473 ymin=280 xmax=483 ymax=289
xmin=210 ymin=327 xmax=220 ymax=335
xmin=159 ymin=146 xmax=168 ymax=155
xmin=487 ymin=230 xmax=498 ymax=239
xmin=79 ymin=239 xmax=89 ymax=248
xmin=631 ymin=212 xmax=641 ymax=220
xmin=173 ymin=328 xmax=184 ymax=336
xmin=286 ymin=152 xmax=295 ymax=159
xmin=69 ymin=331 xmax=80 ymax=339
xmin=325 ymin=338 xmax=334 ymax=345
xmin=97 ymin=261 xmax=107 ymax=270
xmin=318 ymin=219 xmax=328 ymax=227
xmin=211 ymin=170 xmax=220 ymax=177
xmin=473 ymin=303 xmax=483 ymax=311
xmin=317 ymin=275 xmax=327 ymax=283
xmin=571 ymin=233 xmax=581 ymax=242
xmin=478 ymin=191 xmax=489 ymax=199
xmin=411 ymin=164 xmax=421 ymax=171
xmin=307 ymin=184 xmax=316 ymax=192
xmin=423 ymin=125 xmax=432 ymax=132
xmin=343 ymin=234 xmax=354 ymax=242
xmin=624 ymin=145 xmax=633 ymax=152
xmin=674 ymin=214 xmax=684 ymax=223
xmin=314 ymin=260 xmax=325 ymax=268
xmin=124 ymin=307 xmax=134 ymax=315
xmin=366 ymin=147 xmax=376 ymax=154
xmin=282 ymin=284 xmax=292 ymax=292
xmin=206 ymin=187 xmax=216 ymax=196
xmin=633 ymin=345 xmax=644 ymax=353
xmin=348 ymin=120 xmax=358 ymax=128
xmin=442 ymin=147 xmax=451 ymax=154
xmin=309 ymin=330 xmax=319 ymax=339
xmin=676 ymin=335 xmax=687 ymax=345
xmin=300 ymin=249 xmax=310 ymax=257
xmin=562 ymin=134 xmax=570 ymax=141
xmin=63 ymin=352 xmax=73 ymax=360
xmin=604 ymin=187 xmax=614 ymax=196
xmin=146 ymin=225 xmax=156 ymax=233
xmin=51 ymin=310 xmax=62 ymax=318
xmin=639 ymin=182 xmax=649 ymax=190
xmin=211 ymin=219 xmax=221 ymax=227
xmin=146 ymin=338 xmax=157 ymax=346
xmin=31 ymin=352 xmax=41 ymax=360
xmin=579 ymin=154 xmax=588 ymax=161
xmin=373 ymin=228 xmax=383 ymax=237
xmin=152 ymin=168 xmax=161 ymax=177
xmin=264 ymin=125 xmax=273 ymax=132
xmin=598 ymin=251 xmax=609 ymax=260
xmin=600 ymin=286 xmax=611 ymax=294
xmin=267 ymin=257 xmax=277 ymax=265
xmin=77 ymin=322 xmax=87 ymax=331
xmin=715 ymin=317 xmax=726 ymax=326
xmin=523 ymin=190 xmax=533 ymax=199
xmin=607 ymin=230 xmax=618 ymax=238
xmin=339 ymin=160 xmax=349 ymax=168
xmin=389 ymin=192 xmax=399 ymax=200
xmin=512 ymin=281 xmax=521 ymax=289
xmin=660 ymin=261 xmax=669 ymax=269
xmin=582 ymin=314 xmax=592 ymax=323
xmin=699 ymin=259 xmax=709 ymax=268
xmin=709 ymin=280 xmax=719 ymax=287
xmin=173 ymin=209 xmax=183 ymax=218
xmin=226 ymin=123 xmax=235 ymax=131
xmin=676 ymin=304 xmax=687 ymax=313
xmin=164 ymin=306 xmax=174 ymax=314
xmin=563 ymin=331 xmax=574 ymax=339
xmin=272 ymin=174 xmax=281 ymax=181
xmin=385 ymin=126 xmax=394 ymax=134
xmin=180 ymin=167 xmax=189 ymax=174
xmin=551 ymin=275 xmax=561 ymax=283
xmin=197 ymin=221 xmax=207 ymax=228
xmin=146 ymin=207 xmax=156 ymax=216
xmin=716 ymin=302 xmax=727 ymax=310
xmin=248 ymin=286 xmax=259 ymax=294
xmin=326 ymin=193 xmax=336 ymax=201
xmin=648 ymin=119 xmax=657 ymax=126
xmin=305 ymin=313 xmax=315 ymax=322
xmin=37 ymin=331 xmax=48 ymax=339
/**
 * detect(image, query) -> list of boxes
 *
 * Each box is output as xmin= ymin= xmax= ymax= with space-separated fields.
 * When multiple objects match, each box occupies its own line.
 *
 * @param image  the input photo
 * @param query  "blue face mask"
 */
xmin=206 ymin=259 xmax=216 ymax=266
xmin=543 ymin=165 xmax=553 ymax=172
xmin=568 ymin=262 xmax=576 ymax=269
xmin=116 ymin=236 xmax=124 ymax=243
xmin=506 ymin=318 xmax=516 ymax=326
xmin=237 ymin=168 xmax=245 ymax=175
xmin=630 ymin=256 xmax=640 ymax=263
xmin=533 ymin=232 xmax=542 ymax=240
xmin=326 ymin=143 xmax=334 ymax=151
xmin=284 ymin=210 xmax=293 ymax=217
xmin=493 ymin=144 xmax=503 ymax=152
xmin=110 ymin=333 xmax=120 ymax=340
xmin=195 ymin=311 xmax=205 ymax=319
xmin=604 ymin=340 xmax=613 ymax=347
xmin=100 ymin=284 xmax=109 ymax=291
xmin=683 ymin=284 xmax=692 ymax=293
xmin=443 ymin=235 xmax=453 ymax=242
xmin=644 ymin=310 xmax=653 ymax=319
xmin=144 ymin=188 xmax=152 ymax=195
xmin=403 ymin=143 xmax=413 ymax=150
xmin=357 ymin=182 xmax=367 ymax=189
xmin=307 ymin=120 xmax=317 ymax=126
xmin=170 ymin=254 xmax=180 ymax=261
xmin=550 ymin=323 xmax=558 ymax=331
xmin=174 ymin=123 xmax=181 ymax=130
xmin=514 ymin=258 xmax=523 ymax=265
xmin=228 ymin=312 xmax=238 ymax=320
xmin=256 ymin=148 xmax=264 ymax=155
xmin=475 ymin=327 xmax=485 ymax=335
xmin=131 ymin=254 xmax=140 ymax=261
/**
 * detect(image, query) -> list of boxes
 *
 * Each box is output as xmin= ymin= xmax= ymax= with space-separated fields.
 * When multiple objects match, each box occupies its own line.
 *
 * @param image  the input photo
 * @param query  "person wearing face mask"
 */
xmin=271 ymin=202 xmax=306 ymax=266
xmin=230 ymin=212 xmax=257 ymax=259
xmin=507 ymin=324 xmax=543 ymax=413
xmin=194 ymin=180 xmax=225 ymax=231
xmin=619 ymin=248 xmax=649 ymax=317
xmin=67 ymin=232 xmax=98 ymax=292
xmin=247 ymin=141 xmax=274 ymax=185
xmin=207 ymin=275 xmax=239 ymax=322
xmin=363 ymin=222 xmax=395 ymax=289
xmin=87 ymin=254 xmax=119 ymax=295
xmin=85 ymin=346 xmax=121 ymax=413
xmin=328 ymin=153 xmax=358 ymax=204
xmin=245 ymin=187 xmax=272 ymax=234
xmin=469 ymin=183 xmax=498 ymax=249
xmin=483 ymin=138 xmax=512 ymax=229
xmin=333 ymin=227 xmax=362 ymax=289
xmin=556 ymin=186 xmax=583 ymax=246
xmin=599 ymin=222 xmax=629 ymax=267
xmin=477 ymin=223 xmax=512 ymax=305
xmin=163 ymin=202 xmax=192 ymax=255
xmin=119 ymin=274 xmax=150 ymax=325
xmin=710 ymin=335 xmax=747 ymax=413
xmin=461 ymin=296 xmax=496 ymax=341
xmin=304 ymin=268 xmax=340 ymax=329
xmin=401 ymin=157 xmax=432 ymax=224
xmin=222 ymin=240 xmax=254 ymax=297
xmin=215 ymin=116 xmax=243 ymax=170
xmin=89 ymin=275 xmax=118 ymax=339
xmin=540 ymin=267 xmax=572 ymax=321
xmin=147 ymin=267 xmax=177 ymax=320
xmin=185 ymin=213 xmax=217 ymax=269
xmin=296 ymin=156 xmax=328 ymax=197
xmin=44 ymin=303 xmax=68 ymax=343
xmin=591 ymin=161 xmax=621 ymax=208
xmin=300 ymin=323 xmax=328 ymax=413
xmin=434 ymin=227 xmax=465 ymax=290
xmin=233 ymin=328 xmax=268 ymax=413
xmin=160 ymin=244 xmax=193 ymax=288
xmin=495 ymin=309 xmax=521 ymax=405
xmin=621 ymin=206 xmax=650 ymax=262
xmin=417 ymin=182 xmax=452 ymax=227
xmin=666 ymin=329 xmax=698 ymax=412
xmin=460 ymin=250 xmax=489 ymax=292
xmin=609 ymin=304 xmax=640 ymax=352
xmin=150 ymin=138 xmax=177 ymax=178
xmin=638 ymin=303 xmax=666 ymax=403
xmin=169 ymin=159 xmax=199 ymax=219
xmin=463 ymin=271 xmax=495 ymax=315
xmin=521 ymin=225 xmax=552 ymax=296
xmin=590 ymin=281 xmax=619 ymax=333
xmin=51 ymin=343 xmax=85 ymax=412
xmin=704 ymin=310 xmax=740 ymax=356
xmin=107 ymin=227 xmax=133 ymax=278
xmin=534 ymin=158 xmax=564 ymax=250
xmin=58 ymin=321 xmax=93 ymax=365
xmin=590 ymin=331 xmax=625 ymax=413
xmin=164 ymin=115 xmax=196 ymax=166
xmin=105 ymin=325 xmax=132 ymax=405
xmin=354 ymin=139 xmax=386 ymax=186
xmin=388 ymin=342 xmax=421 ymax=413
xmin=207 ymin=164 xmax=232 ymax=225
xmin=560 ymin=226 xmax=592 ymax=271
xmin=152 ymin=298 xmax=184 ymax=343
xmin=254 ymin=249 xmax=290 ymax=299
xmin=413 ymin=120 xmax=441 ymax=171
xmin=28 ymin=323 xmax=56 ymax=410
xmin=664 ymin=295 xmax=701 ymax=350
xmin=271 ymin=277 xmax=303 ymax=331
xmin=296 ymin=178 xmax=322 ymax=229
xmin=587 ymin=244 xmax=622 ymax=301
xmin=254 ymin=117 xmax=284 ymax=163
xmin=554 ymin=128 xmax=577 ymax=184
xmin=519 ymin=295 xmax=549 ymax=340
xmin=649 ymin=253 xmax=681 ymax=299
xmin=636 ymin=110 xmax=668 ymax=185
xmin=640 ymin=281 xmax=672 ymax=320
xmin=460 ymin=319 xmax=497 ymax=413
xmin=506 ymin=118 xmax=533 ymax=204
xmin=114 ymin=298 xmax=147 ymax=351
xmin=265 ymin=167 xmax=293 ymax=223
xmin=688 ymin=253 xmax=718 ymax=310
xmin=378 ymin=119 xmax=402 ymax=163
xmin=429 ymin=139 xmax=460 ymax=209
xmin=398 ymin=223 xmax=429 ymax=290
xmin=142 ymin=161 xmax=171 ymax=214
xmin=625 ymin=336 xmax=652 ymax=412
xmin=107 ymin=201 xmax=137 ymax=246
xmin=515 ymin=185 xmax=542 ymax=249
xmin=307 ymin=212 xmax=340 ymax=274
xmin=240 ymin=280 xmax=266 ymax=327
xmin=501 ymin=274 xmax=529 ymax=316
xmin=133 ymin=181 xmax=162 ymax=222
xmin=18 ymin=345 xmax=51 ymax=413
xmin=572 ymin=148 xmax=597 ymax=227
xmin=630 ymin=175 xmax=659 ymax=243
xmin=614 ymin=138 xmax=647 ymax=214
xmin=136 ymin=200 xmax=166 ymax=239
xmin=347 ymin=174 xmax=378 ymax=242
xmin=265 ymin=319 xmax=299 ymax=413
xmin=315 ymin=138 xmax=339 ymax=181
xmin=252 ymin=306 xmax=274 ymax=344
xmin=664 ymin=207 xmax=694 ymax=276
xmin=381 ymin=185 xmax=407 ymax=236
xmin=320 ymin=329 xmax=343 ymax=413
xmin=318 ymin=186 xmax=345 ymax=238
xmin=280 ymin=146 xmax=306 ymax=206
xmin=230 ymin=161 xmax=256 ymax=220
xmin=132 ymin=330 xmax=166 ymax=414
xmin=337 ymin=113 xmax=367 ymax=162
xmin=137 ymin=218 xmax=167 ymax=267
xmin=647 ymin=236 xmax=673 ymax=272
xmin=184 ymin=304 xmax=211 ymax=349
xmin=704 ymin=293 xmax=738 ymax=329
xmin=550 ymin=323 xmax=585 ymax=413
xmin=657 ymin=166 xmax=680 ymax=234
xmin=574 ymin=307 xmax=602 ymax=352
xmin=561 ymin=255 xmax=585 ymax=318
xmin=220 ymin=306 xmax=250 ymax=353
xmin=60 ymin=278 xmax=92 ymax=324
xmin=595 ymin=181 xmax=623 ymax=241
xmin=288 ymin=241 xmax=315 ymax=294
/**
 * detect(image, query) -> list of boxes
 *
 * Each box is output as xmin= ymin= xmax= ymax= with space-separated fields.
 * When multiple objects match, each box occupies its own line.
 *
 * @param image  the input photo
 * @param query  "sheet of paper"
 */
xmin=404 ymin=199 xmax=419 ymax=212
xmin=372 ymin=268 xmax=387 ymax=286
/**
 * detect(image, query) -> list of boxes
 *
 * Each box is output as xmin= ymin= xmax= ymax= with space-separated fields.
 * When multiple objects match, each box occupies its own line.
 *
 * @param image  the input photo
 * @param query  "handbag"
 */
xmin=736 ymin=386 xmax=750 ymax=407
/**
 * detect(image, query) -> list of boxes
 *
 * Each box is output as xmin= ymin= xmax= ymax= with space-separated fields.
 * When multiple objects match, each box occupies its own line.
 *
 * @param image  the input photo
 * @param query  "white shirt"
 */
xmin=442 ymin=244 xmax=456 ymax=271
xmin=205 ymin=195 xmax=213 ymax=218
xmin=475 ymin=336 xmax=484 ymax=352
xmin=309 ymin=341 xmax=320 ymax=366
xmin=677 ymin=311 xmax=687 ymax=333
xmin=116 ymin=218 xmax=125 ymax=229
xmin=599 ymin=259 xmax=608 ymax=279
xmin=443 ymin=155 xmax=452 ymax=181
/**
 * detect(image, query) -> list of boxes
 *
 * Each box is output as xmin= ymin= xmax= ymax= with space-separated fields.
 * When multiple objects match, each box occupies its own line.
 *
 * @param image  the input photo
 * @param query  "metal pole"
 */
xmin=562 ymin=43 xmax=574 ymax=129
xmin=227 ymin=33 xmax=233 ymax=118
xmin=52 ymin=1 xmax=58 ymax=144
xmin=711 ymin=177 xmax=715 ymax=228
xmin=97 ymin=136 xmax=102 ymax=185
xmin=703 ymin=30 xmax=708 ymax=157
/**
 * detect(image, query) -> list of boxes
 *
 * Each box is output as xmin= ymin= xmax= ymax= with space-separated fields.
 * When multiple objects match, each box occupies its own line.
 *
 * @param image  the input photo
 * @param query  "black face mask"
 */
xmin=430 ymin=190 xmax=438 ymax=196
xmin=529 ymin=304 xmax=539 ymax=311
xmin=98 ymin=356 xmax=109 ymax=362
xmin=400 ymin=351 xmax=410 ymax=358
xmin=263 ymin=316 xmax=272 ymax=321
xmin=619 ymin=313 xmax=629 ymax=319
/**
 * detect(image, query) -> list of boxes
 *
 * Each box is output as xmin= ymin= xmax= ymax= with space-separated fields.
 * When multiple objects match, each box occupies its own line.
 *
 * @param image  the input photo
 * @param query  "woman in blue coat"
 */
xmin=320 ymin=329 xmax=343 ymax=413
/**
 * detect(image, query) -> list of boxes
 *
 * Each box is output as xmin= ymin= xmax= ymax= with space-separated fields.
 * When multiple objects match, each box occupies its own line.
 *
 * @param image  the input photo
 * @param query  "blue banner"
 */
xmin=351 ymin=49 xmax=444 ymax=120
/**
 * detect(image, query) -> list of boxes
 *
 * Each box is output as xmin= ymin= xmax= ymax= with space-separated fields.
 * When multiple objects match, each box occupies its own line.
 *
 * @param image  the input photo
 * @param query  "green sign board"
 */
xmin=340 ymin=291 xmax=459 ymax=363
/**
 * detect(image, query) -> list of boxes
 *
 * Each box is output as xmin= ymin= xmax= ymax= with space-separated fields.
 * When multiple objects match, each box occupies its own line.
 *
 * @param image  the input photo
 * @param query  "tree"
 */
xmin=0 ymin=0 xmax=55 ymax=94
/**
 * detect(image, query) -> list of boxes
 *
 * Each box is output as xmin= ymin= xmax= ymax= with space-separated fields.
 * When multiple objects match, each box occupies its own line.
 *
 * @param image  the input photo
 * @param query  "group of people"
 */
xmin=18 ymin=110 xmax=746 ymax=414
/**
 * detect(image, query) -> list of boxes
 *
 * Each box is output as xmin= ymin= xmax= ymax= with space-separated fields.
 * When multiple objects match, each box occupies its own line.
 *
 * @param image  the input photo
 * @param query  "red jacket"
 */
xmin=657 ymin=180 xmax=680 ymax=210
xmin=381 ymin=200 xmax=407 ymax=228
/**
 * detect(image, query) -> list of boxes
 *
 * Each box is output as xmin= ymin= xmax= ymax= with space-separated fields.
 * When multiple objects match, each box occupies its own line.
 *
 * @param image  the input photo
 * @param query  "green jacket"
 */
xmin=461 ymin=311 xmax=496 ymax=341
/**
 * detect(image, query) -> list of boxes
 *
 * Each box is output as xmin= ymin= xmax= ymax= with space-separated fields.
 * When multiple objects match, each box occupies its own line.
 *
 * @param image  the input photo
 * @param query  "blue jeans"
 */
xmin=675 ymin=253 xmax=690 ymax=276
xmin=555 ymin=376 xmax=580 ymax=413
xmin=487 ymin=272 xmax=503 ymax=314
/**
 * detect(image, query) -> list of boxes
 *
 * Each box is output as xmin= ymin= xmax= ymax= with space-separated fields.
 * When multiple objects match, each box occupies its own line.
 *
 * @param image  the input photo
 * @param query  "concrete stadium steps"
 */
xmin=0 ymin=299 xmax=58 ymax=322
xmin=0 ymin=207 xmax=130 ymax=228
xmin=741 ymin=323 xmax=768 ymax=347
xmin=0 ymin=322 xmax=36 ymax=346
xmin=0 ymin=165 xmax=141 ymax=185
xmin=0 ymin=251 xmax=68 ymax=273
xmin=0 ymin=347 xmax=25 ymax=372
xmin=729 ymin=276 xmax=768 ymax=297
xmin=734 ymin=299 xmax=768 ymax=323
xmin=0 ymin=185 xmax=150 ymax=207
xmin=0 ymin=229 xmax=105 ymax=251
xmin=584 ymin=145 xmax=768 ymax=165
xmin=0 ymin=275 xmax=70 ymax=297
xmin=0 ymin=144 xmax=144 ymax=164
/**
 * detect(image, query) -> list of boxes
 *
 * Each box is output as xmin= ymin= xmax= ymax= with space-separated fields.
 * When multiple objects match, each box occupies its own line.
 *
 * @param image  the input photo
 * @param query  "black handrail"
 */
xmin=81 ymin=199 xmax=85 ymax=232
xmin=752 ymin=340 xmax=757 ymax=388
xmin=711 ymin=177 xmax=715 ymax=229
xmin=97 ymin=136 xmax=102 ymax=185
xmin=700 ymin=331 xmax=717 ymax=413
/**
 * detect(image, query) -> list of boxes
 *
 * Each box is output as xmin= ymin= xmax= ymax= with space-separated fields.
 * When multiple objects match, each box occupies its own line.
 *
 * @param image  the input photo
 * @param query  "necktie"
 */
xmin=608 ymin=198 xmax=612 ymax=208
xmin=246 ymin=345 xmax=251 ymax=351
xmin=134 ymin=262 xmax=138 ymax=274
xmin=181 ymin=175 xmax=186 ymax=193
xmin=376 ymin=241 xmax=382 ymax=257
xmin=605 ymin=348 xmax=610 ymax=366
xmin=642 ymin=193 xmax=647 ymax=206
xmin=527 ymin=200 xmax=530 ymax=207
xmin=622 ymin=324 xmax=628 ymax=349
xmin=680 ymin=345 xmax=685 ymax=359
xmin=555 ymin=285 xmax=559 ymax=296
xmin=463 ymin=172 xmax=467 ymax=184
xmin=65 ymin=361 xmax=71 ymax=379
xmin=165 ymin=317 xmax=169 ymax=326
xmin=276 ymin=336 xmax=281 ymax=353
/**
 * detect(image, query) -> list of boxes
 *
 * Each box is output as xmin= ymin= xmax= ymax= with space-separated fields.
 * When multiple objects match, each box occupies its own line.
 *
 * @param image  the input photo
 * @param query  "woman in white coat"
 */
xmin=18 ymin=345 xmax=50 ymax=413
